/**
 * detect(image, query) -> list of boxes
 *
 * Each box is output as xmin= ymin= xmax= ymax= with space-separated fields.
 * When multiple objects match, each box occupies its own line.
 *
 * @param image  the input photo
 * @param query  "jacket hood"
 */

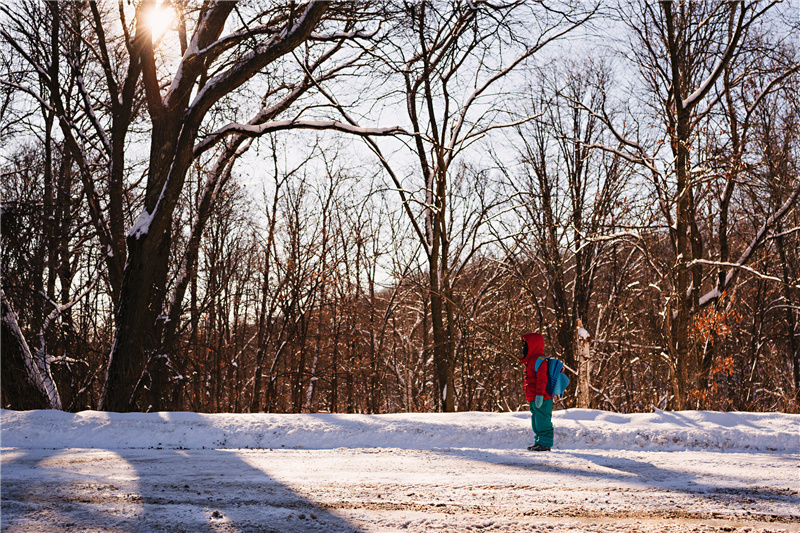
xmin=520 ymin=332 xmax=544 ymax=362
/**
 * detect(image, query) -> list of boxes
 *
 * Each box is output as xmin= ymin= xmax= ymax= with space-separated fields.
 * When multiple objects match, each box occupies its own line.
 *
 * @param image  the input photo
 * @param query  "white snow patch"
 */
xmin=128 ymin=209 xmax=153 ymax=239
xmin=1 ymin=408 xmax=796 ymax=452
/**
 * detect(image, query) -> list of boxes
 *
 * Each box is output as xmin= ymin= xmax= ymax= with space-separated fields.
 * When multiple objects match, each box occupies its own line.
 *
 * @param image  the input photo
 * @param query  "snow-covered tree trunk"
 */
xmin=1 ymin=289 xmax=61 ymax=410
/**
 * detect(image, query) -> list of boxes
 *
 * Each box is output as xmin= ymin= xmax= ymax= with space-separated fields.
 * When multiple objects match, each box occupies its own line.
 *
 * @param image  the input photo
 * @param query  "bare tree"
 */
xmin=491 ymin=59 xmax=636 ymax=408
xmin=323 ymin=1 xmax=595 ymax=411
xmin=99 ymin=1 xmax=358 ymax=412
xmin=1 ymin=1 xmax=132 ymax=408
xmin=595 ymin=1 xmax=800 ymax=409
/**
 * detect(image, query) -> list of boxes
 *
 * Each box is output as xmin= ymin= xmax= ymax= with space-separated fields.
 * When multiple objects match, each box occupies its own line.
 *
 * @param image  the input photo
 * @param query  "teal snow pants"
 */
xmin=529 ymin=399 xmax=554 ymax=447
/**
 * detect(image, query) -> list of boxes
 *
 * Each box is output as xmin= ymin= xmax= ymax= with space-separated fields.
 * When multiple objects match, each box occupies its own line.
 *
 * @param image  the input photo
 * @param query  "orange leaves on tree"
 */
xmin=690 ymin=295 xmax=741 ymax=345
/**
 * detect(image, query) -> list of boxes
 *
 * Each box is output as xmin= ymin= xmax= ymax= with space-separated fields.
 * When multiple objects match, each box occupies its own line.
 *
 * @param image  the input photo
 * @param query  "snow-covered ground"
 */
xmin=2 ymin=408 xmax=798 ymax=532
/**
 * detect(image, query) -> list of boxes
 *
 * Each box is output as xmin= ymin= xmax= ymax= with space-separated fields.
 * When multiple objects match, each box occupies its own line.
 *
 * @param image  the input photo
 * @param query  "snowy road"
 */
xmin=1 ymin=409 xmax=799 ymax=532
xmin=3 ymin=446 xmax=799 ymax=532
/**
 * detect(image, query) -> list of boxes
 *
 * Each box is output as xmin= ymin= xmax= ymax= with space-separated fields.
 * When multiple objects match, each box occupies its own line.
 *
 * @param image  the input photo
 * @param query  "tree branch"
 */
xmin=194 ymin=120 xmax=409 ymax=158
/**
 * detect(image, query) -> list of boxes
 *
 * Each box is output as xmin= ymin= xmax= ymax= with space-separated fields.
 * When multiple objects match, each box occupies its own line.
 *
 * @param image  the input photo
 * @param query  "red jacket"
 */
xmin=520 ymin=332 xmax=551 ymax=402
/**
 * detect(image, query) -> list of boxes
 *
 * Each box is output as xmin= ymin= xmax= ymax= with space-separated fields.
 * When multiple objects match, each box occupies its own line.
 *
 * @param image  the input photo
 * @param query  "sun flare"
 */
xmin=144 ymin=4 xmax=175 ymax=41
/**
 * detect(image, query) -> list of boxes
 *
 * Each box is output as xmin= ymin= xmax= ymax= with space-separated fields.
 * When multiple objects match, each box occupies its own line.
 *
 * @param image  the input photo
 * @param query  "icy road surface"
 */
xmin=1 ymin=409 xmax=798 ymax=532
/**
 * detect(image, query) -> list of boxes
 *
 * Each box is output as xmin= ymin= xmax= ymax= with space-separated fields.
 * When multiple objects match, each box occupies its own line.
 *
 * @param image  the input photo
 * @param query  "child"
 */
xmin=520 ymin=332 xmax=553 ymax=451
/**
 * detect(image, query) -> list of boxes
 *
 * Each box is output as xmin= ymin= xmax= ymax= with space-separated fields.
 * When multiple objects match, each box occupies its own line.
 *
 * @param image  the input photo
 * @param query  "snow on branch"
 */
xmin=680 ymin=4 xmax=746 ymax=110
xmin=310 ymin=27 xmax=381 ymax=41
xmin=689 ymin=259 xmax=800 ymax=290
xmin=194 ymin=120 xmax=410 ymax=158
xmin=183 ymin=2 xmax=328 ymax=125
xmin=768 ymin=226 xmax=800 ymax=240
xmin=38 ymin=274 xmax=100 ymax=357
xmin=185 ymin=4 xmax=375 ymax=66
xmin=572 ymin=230 xmax=644 ymax=254
xmin=161 ymin=2 xmax=237 ymax=110
xmin=721 ymin=178 xmax=800 ymax=275
xmin=70 ymin=59 xmax=113 ymax=158
xmin=128 ymin=209 xmax=154 ymax=240
xmin=190 ymin=25 xmax=279 ymax=63
xmin=34 ymin=275 xmax=100 ymax=397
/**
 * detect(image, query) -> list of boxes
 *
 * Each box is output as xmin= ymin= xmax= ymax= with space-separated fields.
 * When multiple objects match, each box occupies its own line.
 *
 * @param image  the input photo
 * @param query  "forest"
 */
xmin=1 ymin=1 xmax=798 ymax=415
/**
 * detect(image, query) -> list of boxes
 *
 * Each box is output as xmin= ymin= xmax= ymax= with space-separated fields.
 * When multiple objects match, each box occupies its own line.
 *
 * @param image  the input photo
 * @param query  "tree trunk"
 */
xmin=576 ymin=321 xmax=591 ymax=409
xmin=251 ymin=272 xmax=270 ymax=413
xmin=1 ymin=289 xmax=61 ymax=410
xmin=101 ymin=222 xmax=172 ymax=412
xmin=430 ymin=275 xmax=454 ymax=412
xmin=776 ymin=229 xmax=800 ymax=409
xmin=669 ymin=111 xmax=692 ymax=411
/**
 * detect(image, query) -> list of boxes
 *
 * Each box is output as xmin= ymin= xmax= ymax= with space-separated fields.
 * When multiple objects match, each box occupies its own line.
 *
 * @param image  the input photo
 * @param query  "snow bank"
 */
xmin=1 ymin=408 xmax=797 ymax=452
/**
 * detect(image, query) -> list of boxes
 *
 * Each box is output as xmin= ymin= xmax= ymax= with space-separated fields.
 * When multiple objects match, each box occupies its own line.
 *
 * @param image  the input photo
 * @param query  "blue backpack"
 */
xmin=534 ymin=356 xmax=570 ymax=397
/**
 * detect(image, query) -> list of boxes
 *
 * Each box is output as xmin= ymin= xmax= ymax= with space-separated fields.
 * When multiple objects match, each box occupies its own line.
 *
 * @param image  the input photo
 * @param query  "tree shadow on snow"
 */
xmin=646 ymin=410 xmax=761 ymax=430
xmin=441 ymin=447 xmax=791 ymax=504
xmin=560 ymin=451 xmax=792 ymax=501
xmin=1 ymin=445 xmax=359 ymax=532
xmin=0 ymin=447 xmax=148 ymax=531
xmin=113 ymin=447 xmax=359 ymax=532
